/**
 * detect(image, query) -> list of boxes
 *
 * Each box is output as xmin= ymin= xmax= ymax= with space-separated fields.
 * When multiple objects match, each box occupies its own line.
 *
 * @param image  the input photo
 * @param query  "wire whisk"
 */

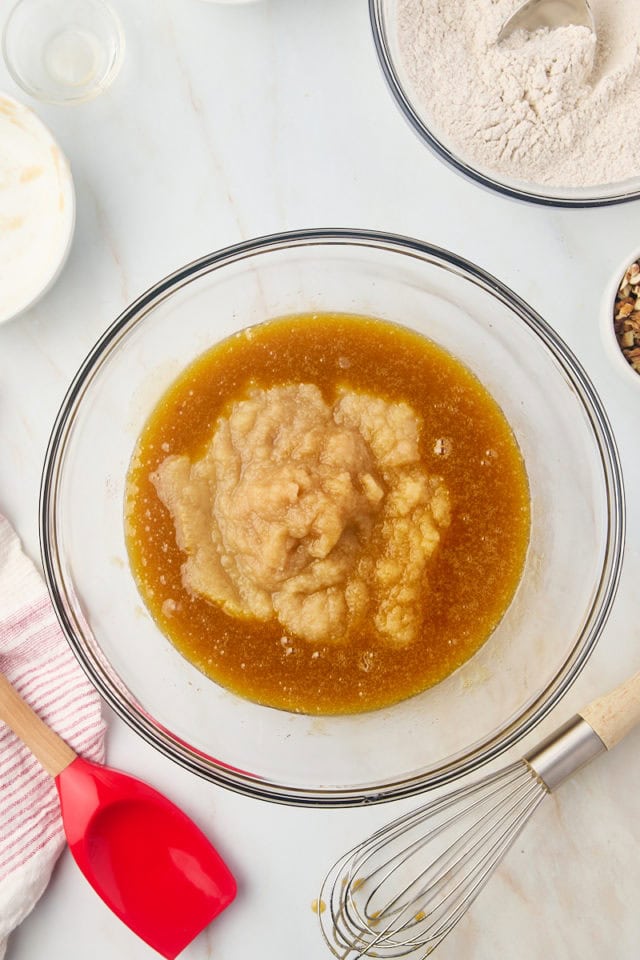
xmin=319 ymin=669 xmax=640 ymax=959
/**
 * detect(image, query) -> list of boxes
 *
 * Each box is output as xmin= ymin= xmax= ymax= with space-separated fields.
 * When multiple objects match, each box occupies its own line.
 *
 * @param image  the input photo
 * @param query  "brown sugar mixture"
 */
xmin=125 ymin=313 xmax=530 ymax=715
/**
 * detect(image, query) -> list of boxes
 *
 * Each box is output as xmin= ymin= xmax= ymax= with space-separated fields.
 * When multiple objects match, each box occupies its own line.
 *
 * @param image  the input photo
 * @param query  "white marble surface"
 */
xmin=1 ymin=1 xmax=640 ymax=958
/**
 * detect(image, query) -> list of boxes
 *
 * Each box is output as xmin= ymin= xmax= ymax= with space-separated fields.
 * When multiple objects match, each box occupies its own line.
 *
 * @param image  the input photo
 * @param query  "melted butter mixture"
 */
xmin=125 ymin=313 xmax=530 ymax=715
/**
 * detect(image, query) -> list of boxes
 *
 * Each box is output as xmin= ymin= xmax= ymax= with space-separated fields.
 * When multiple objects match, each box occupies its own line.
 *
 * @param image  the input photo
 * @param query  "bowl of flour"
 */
xmin=0 ymin=94 xmax=75 ymax=325
xmin=370 ymin=0 xmax=640 ymax=205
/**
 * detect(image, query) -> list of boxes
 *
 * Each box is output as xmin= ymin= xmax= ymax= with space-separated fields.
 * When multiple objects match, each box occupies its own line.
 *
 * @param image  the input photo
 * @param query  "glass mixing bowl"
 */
xmin=40 ymin=230 xmax=624 ymax=806
xmin=369 ymin=0 xmax=640 ymax=208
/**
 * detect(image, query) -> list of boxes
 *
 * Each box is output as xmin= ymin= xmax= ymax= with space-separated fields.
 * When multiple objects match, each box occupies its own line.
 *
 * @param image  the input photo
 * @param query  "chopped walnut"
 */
xmin=614 ymin=259 xmax=640 ymax=374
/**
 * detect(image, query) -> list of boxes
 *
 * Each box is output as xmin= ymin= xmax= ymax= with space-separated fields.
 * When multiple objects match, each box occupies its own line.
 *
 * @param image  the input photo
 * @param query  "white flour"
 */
xmin=397 ymin=0 xmax=640 ymax=187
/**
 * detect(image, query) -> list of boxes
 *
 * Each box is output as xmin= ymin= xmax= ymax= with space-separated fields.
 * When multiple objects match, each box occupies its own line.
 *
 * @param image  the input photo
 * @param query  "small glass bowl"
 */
xmin=40 ymin=230 xmax=624 ymax=807
xmin=369 ymin=0 xmax=640 ymax=208
xmin=2 ymin=0 xmax=125 ymax=105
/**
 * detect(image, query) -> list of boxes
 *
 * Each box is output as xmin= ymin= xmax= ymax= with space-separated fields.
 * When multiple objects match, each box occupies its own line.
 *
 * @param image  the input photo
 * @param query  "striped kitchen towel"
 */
xmin=0 ymin=513 xmax=105 ymax=958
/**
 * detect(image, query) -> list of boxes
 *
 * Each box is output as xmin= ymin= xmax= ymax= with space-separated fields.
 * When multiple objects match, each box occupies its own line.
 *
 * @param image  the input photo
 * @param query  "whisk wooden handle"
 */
xmin=580 ymin=669 xmax=640 ymax=750
xmin=0 ymin=672 xmax=77 ymax=778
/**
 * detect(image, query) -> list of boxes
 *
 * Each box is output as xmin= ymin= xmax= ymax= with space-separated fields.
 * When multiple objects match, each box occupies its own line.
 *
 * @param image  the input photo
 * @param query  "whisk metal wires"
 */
xmin=319 ymin=661 xmax=640 ymax=960
xmin=318 ymin=693 xmax=628 ymax=960
xmin=319 ymin=760 xmax=548 ymax=959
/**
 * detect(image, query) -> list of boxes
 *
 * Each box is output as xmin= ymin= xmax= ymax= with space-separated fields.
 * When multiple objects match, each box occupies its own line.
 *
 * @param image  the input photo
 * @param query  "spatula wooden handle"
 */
xmin=580 ymin=669 xmax=640 ymax=750
xmin=0 ymin=672 xmax=77 ymax=778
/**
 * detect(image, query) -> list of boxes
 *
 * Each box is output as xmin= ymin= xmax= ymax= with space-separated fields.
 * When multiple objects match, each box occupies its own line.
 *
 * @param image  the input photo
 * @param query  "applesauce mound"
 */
xmin=152 ymin=384 xmax=450 ymax=645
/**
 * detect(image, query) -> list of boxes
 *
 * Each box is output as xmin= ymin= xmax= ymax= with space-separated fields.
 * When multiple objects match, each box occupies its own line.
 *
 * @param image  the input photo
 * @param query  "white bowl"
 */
xmin=0 ymin=93 xmax=75 ymax=325
xmin=601 ymin=251 xmax=640 ymax=391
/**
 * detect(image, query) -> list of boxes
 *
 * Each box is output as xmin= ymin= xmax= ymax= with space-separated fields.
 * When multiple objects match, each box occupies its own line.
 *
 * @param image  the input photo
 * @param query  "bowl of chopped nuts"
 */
xmin=604 ymin=254 xmax=640 ymax=387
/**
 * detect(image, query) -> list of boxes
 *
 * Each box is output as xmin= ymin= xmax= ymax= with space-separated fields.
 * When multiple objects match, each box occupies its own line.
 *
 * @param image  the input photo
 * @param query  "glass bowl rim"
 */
xmin=40 ymin=227 xmax=625 ymax=807
xmin=368 ymin=0 xmax=640 ymax=209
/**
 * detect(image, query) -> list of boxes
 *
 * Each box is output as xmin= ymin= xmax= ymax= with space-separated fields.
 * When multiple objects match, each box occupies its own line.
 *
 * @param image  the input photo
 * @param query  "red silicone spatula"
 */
xmin=0 ymin=672 xmax=236 ymax=958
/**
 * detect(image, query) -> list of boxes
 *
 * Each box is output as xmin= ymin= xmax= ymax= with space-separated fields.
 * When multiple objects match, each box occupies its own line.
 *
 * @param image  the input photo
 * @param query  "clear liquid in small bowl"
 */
xmin=3 ymin=0 xmax=124 ymax=104
xmin=43 ymin=27 xmax=103 ymax=88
